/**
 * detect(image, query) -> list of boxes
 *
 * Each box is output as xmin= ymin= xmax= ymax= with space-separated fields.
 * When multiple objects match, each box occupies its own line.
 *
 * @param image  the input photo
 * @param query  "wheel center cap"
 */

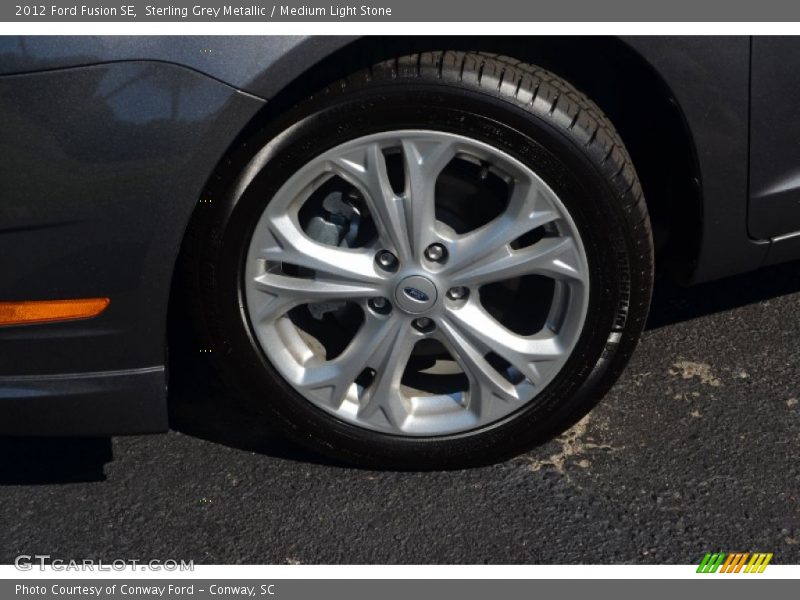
xmin=394 ymin=275 xmax=438 ymax=314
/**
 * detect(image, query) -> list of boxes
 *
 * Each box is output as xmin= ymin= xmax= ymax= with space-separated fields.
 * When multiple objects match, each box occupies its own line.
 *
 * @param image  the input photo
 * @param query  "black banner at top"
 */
xmin=4 ymin=0 xmax=800 ymax=21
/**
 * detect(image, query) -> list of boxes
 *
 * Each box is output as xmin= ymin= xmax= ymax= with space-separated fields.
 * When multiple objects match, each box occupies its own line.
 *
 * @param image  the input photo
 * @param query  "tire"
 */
xmin=183 ymin=51 xmax=653 ymax=469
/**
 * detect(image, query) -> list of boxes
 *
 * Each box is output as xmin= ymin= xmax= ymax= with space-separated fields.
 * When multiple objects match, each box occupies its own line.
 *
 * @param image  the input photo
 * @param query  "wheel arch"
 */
xmin=167 ymin=36 xmax=705 ymax=366
xmin=212 ymin=36 xmax=704 ymax=282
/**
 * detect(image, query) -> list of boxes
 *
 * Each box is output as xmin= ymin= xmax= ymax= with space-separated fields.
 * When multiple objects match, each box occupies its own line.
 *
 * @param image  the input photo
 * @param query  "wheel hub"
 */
xmin=394 ymin=274 xmax=438 ymax=314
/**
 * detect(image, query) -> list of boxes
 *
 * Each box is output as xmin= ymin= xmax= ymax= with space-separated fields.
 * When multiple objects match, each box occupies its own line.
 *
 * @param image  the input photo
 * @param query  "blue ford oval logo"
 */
xmin=404 ymin=287 xmax=430 ymax=303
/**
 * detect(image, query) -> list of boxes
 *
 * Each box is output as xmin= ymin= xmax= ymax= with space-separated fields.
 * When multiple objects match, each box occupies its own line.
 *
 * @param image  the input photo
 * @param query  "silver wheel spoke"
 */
xmin=294 ymin=314 xmax=405 ymax=407
xmin=444 ymin=300 xmax=564 ymax=385
xmin=259 ymin=213 xmax=380 ymax=284
xmin=401 ymin=138 xmax=455 ymax=261
xmin=450 ymin=236 xmax=584 ymax=287
xmin=446 ymin=180 xmax=560 ymax=273
xmin=330 ymin=144 xmax=412 ymax=261
xmin=331 ymin=138 xmax=455 ymax=262
xmin=436 ymin=319 xmax=521 ymax=419
xmin=252 ymin=272 xmax=379 ymax=322
xmin=253 ymin=213 xmax=383 ymax=322
xmin=358 ymin=319 xmax=416 ymax=428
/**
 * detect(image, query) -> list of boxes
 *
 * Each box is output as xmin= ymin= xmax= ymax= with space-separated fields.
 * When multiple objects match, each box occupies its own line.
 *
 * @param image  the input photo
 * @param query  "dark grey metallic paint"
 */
xmin=750 ymin=37 xmax=800 ymax=239
xmin=0 ymin=59 xmax=264 ymax=432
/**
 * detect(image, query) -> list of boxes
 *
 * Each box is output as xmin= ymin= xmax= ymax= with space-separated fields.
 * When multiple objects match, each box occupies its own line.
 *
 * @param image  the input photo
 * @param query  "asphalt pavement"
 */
xmin=1 ymin=261 xmax=799 ymax=565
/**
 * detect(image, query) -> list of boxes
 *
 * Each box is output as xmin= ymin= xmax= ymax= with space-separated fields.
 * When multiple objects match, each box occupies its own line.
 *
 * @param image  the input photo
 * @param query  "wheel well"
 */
xmin=214 ymin=36 xmax=703 ymax=280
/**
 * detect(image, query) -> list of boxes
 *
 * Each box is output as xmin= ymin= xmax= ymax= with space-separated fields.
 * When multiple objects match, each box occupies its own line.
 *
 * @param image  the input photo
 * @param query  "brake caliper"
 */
xmin=306 ymin=191 xmax=361 ymax=320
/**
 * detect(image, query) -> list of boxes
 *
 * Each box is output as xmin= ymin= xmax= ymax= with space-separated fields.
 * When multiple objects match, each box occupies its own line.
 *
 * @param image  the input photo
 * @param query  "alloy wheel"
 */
xmin=243 ymin=130 xmax=590 ymax=436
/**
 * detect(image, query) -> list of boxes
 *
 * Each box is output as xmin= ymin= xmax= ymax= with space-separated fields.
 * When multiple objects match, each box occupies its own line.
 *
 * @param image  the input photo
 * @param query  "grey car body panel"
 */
xmin=0 ymin=35 xmax=354 ymax=98
xmin=0 ymin=367 xmax=166 ymax=435
xmin=622 ymin=36 xmax=768 ymax=281
xmin=750 ymin=38 xmax=800 ymax=239
xmin=0 ymin=35 xmax=796 ymax=435
xmin=0 ymin=59 xmax=265 ymax=433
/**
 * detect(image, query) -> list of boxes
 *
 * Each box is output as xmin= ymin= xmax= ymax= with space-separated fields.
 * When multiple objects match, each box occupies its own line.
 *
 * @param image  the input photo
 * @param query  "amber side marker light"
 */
xmin=0 ymin=298 xmax=110 ymax=326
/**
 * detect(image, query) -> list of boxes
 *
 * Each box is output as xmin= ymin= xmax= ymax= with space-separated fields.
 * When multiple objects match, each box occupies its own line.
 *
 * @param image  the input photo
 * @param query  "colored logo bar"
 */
xmin=697 ymin=552 xmax=773 ymax=573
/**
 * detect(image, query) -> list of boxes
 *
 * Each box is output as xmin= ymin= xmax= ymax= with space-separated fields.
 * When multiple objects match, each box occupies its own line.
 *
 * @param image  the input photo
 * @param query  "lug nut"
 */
xmin=369 ymin=297 xmax=390 ymax=313
xmin=412 ymin=317 xmax=434 ymax=332
xmin=424 ymin=243 xmax=447 ymax=263
xmin=376 ymin=250 xmax=397 ymax=270
xmin=447 ymin=286 xmax=468 ymax=300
